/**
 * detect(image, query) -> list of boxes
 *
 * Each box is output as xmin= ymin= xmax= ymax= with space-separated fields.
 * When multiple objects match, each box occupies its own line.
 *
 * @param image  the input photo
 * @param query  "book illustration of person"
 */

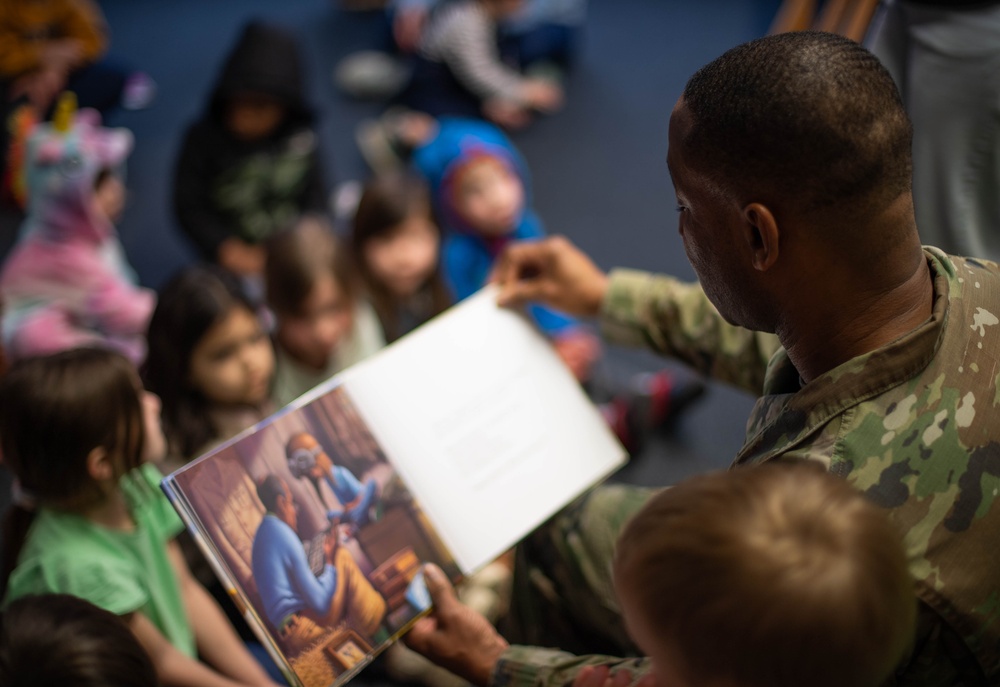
xmin=250 ymin=474 xmax=389 ymax=658
xmin=286 ymin=431 xmax=380 ymax=528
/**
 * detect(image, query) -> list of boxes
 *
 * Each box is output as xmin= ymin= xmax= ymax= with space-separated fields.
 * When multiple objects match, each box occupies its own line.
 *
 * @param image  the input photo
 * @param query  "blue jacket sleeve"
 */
xmin=443 ymin=234 xmax=494 ymax=301
xmin=278 ymin=524 xmax=339 ymax=615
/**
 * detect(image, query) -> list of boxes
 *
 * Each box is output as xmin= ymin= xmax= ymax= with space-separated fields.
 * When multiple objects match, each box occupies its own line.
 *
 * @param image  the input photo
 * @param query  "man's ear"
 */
xmin=743 ymin=202 xmax=780 ymax=272
xmin=87 ymin=447 xmax=114 ymax=482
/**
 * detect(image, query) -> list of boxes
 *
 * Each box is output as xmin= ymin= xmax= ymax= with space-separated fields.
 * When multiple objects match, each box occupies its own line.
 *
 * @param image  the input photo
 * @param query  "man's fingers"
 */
xmin=497 ymin=278 xmax=541 ymax=308
xmin=494 ymin=242 xmax=552 ymax=307
xmin=421 ymin=563 xmax=460 ymax=614
xmin=611 ymin=669 xmax=632 ymax=687
xmin=634 ymin=673 xmax=656 ymax=687
xmin=402 ymin=616 xmax=437 ymax=654
xmin=574 ymin=665 xmax=610 ymax=687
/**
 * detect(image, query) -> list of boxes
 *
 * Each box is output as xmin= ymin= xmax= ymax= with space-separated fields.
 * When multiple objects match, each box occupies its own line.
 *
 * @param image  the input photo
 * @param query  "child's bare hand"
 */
xmin=218 ymin=238 xmax=266 ymax=276
xmin=483 ymin=98 xmax=532 ymax=130
xmin=522 ymin=79 xmax=564 ymax=113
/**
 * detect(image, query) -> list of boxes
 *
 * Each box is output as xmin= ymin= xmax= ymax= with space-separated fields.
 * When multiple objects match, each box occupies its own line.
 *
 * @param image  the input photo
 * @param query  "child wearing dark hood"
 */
xmin=173 ymin=20 xmax=327 ymax=281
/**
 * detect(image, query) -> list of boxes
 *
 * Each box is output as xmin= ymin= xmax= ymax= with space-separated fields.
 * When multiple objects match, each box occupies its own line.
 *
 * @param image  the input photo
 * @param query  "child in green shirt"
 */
xmin=0 ymin=347 xmax=282 ymax=687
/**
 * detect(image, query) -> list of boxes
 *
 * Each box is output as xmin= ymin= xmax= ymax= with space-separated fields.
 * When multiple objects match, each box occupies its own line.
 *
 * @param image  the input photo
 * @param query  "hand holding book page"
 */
xmin=342 ymin=286 xmax=626 ymax=573
xmin=162 ymin=285 xmax=626 ymax=687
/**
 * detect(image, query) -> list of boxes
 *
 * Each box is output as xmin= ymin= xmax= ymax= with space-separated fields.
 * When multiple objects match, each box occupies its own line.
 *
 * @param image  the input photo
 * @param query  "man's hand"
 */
xmin=492 ymin=236 xmax=610 ymax=317
xmin=404 ymin=564 xmax=509 ymax=687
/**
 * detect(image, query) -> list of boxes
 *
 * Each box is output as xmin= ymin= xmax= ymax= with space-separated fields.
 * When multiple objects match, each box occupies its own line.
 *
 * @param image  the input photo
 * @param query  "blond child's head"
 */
xmin=614 ymin=460 xmax=916 ymax=687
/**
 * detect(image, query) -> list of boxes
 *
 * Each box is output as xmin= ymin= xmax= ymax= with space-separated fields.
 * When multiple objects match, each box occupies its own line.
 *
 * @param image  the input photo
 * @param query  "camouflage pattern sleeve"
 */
xmin=492 ymin=647 xmax=651 ymax=687
xmin=599 ymin=269 xmax=782 ymax=394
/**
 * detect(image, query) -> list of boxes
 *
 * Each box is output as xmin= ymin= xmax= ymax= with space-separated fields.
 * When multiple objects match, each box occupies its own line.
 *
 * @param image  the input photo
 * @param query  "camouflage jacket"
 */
xmin=494 ymin=248 xmax=999 ymax=687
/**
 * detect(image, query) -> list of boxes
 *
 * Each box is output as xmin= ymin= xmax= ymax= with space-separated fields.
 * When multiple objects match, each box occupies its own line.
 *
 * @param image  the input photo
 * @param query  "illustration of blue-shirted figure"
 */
xmin=285 ymin=432 xmax=379 ymax=526
xmin=250 ymin=475 xmax=386 ymax=651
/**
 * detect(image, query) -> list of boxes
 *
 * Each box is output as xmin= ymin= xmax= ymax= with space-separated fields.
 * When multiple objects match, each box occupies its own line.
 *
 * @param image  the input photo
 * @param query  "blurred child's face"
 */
xmin=93 ymin=173 xmax=126 ymax=223
xmin=363 ymin=214 xmax=440 ymax=298
xmin=453 ymin=156 xmax=524 ymax=238
xmin=225 ymin=94 xmax=286 ymax=142
xmin=276 ymin=275 xmax=355 ymax=371
xmin=189 ymin=306 xmax=275 ymax=407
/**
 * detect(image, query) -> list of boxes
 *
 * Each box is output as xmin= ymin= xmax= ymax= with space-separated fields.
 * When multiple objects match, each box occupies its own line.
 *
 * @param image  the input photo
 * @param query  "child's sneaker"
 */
xmin=629 ymin=369 xmax=707 ymax=431
xmin=334 ymin=50 xmax=411 ymax=101
xmin=600 ymin=397 xmax=643 ymax=455
xmin=601 ymin=370 xmax=707 ymax=455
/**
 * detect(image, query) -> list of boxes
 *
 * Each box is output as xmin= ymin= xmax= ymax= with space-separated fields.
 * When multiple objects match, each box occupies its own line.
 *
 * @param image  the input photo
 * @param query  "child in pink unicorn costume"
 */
xmin=0 ymin=96 xmax=154 ymax=363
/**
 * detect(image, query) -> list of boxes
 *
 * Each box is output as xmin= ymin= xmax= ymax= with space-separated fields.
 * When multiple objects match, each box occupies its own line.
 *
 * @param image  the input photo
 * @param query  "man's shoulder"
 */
xmin=253 ymin=514 xmax=286 ymax=542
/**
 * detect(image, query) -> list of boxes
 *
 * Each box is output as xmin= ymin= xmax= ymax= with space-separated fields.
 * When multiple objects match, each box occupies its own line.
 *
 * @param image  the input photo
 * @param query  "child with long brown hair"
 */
xmin=144 ymin=266 xmax=276 ymax=467
xmin=351 ymin=172 xmax=451 ymax=343
xmin=266 ymin=215 xmax=385 ymax=407
xmin=0 ymin=348 xmax=281 ymax=687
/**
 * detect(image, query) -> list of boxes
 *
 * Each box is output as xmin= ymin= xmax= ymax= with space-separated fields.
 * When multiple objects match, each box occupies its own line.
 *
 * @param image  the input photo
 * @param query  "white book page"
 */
xmin=342 ymin=287 xmax=627 ymax=574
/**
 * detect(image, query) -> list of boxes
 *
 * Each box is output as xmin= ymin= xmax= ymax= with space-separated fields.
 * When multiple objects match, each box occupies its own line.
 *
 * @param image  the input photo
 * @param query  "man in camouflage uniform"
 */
xmin=405 ymin=31 xmax=1000 ymax=687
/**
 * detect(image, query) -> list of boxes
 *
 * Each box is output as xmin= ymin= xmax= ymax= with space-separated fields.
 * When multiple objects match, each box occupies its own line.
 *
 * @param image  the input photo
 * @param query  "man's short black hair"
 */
xmin=257 ymin=473 xmax=287 ymax=513
xmin=681 ymin=31 xmax=912 ymax=220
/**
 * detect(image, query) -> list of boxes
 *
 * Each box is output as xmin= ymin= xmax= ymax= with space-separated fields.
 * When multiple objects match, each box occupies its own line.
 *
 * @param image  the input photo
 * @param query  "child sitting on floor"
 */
xmin=399 ymin=0 xmax=563 ymax=128
xmin=265 ymin=215 xmax=385 ymax=408
xmin=415 ymin=116 xmax=600 ymax=376
xmin=173 ymin=20 xmax=327 ymax=283
xmin=0 ymin=348 xmax=281 ymax=687
xmin=144 ymin=266 xmax=275 ymax=469
xmin=408 ymin=460 xmax=917 ymax=687
xmin=593 ymin=460 xmax=917 ymax=687
xmin=412 ymin=116 xmax=704 ymax=446
xmin=0 ymin=95 xmax=154 ymax=364
xmin=351 ymin=171 xmax=452 ymax=343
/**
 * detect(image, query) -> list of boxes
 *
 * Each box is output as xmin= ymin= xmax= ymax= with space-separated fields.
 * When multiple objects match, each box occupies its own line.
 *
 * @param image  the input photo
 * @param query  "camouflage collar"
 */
xmin=735 ymin=249 xmax=950 ymax=467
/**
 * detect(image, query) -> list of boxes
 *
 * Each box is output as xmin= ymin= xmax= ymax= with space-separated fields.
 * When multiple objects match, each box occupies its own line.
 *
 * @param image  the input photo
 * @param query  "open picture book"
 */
xmin=161 ymin=287 xmax=627 ymax=687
